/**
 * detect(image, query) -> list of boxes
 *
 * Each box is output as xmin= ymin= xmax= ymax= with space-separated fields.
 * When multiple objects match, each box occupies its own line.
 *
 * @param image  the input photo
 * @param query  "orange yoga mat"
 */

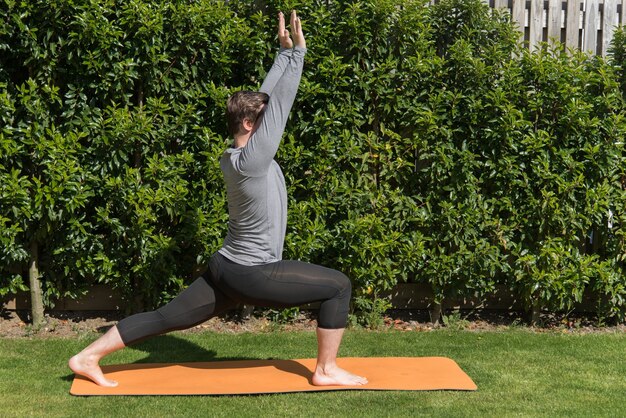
xmin=70 ymin=357 xmax=477 ymax=396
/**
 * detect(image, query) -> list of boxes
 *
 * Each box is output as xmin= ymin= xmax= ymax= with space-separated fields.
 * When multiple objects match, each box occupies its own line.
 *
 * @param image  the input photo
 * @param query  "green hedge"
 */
xmin=1 ymin=0 xmax=625 ymax=323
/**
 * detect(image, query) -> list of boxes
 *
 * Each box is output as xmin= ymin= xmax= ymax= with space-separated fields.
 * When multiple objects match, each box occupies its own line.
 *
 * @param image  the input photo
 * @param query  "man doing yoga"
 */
xmin=69 ymin=10 xmax=367 ymax=388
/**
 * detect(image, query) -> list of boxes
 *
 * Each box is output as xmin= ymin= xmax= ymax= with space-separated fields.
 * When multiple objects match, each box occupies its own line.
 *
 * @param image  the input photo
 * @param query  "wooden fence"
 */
xmin=480 ymin=0 xmax=626 ymax=55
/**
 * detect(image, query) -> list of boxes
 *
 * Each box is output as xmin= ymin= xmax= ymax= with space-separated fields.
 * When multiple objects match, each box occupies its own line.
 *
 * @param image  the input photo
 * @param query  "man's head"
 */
xmin=226 ymin=91 xmax=269 ymax=137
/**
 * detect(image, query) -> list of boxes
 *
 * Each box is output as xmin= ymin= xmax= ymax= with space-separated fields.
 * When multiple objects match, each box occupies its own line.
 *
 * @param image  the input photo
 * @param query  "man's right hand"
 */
xmin=290 ymin=10 xmax=306 ymax=49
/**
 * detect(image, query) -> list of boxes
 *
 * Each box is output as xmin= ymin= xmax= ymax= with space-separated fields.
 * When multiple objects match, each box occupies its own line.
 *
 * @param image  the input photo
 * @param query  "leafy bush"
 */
xmin=1 ymin=0 xmax=625 ymax=323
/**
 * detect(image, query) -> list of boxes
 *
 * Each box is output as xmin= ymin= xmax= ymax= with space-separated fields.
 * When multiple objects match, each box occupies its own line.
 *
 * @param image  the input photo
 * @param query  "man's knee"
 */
xmin=333 ymin=271 xmax=352 ymax=298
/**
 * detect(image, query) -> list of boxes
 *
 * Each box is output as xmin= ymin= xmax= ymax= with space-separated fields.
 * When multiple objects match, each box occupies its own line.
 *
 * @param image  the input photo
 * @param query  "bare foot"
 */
xmin=69 ymin=354 xmax=118 ymax=387
xmin=312 ymin=365 xmax=368 ymax=386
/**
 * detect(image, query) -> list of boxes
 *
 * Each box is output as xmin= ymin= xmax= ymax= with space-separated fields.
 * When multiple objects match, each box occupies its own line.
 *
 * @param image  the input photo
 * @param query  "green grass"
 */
xmin=1 ymin=328 xmax=625 ymax=417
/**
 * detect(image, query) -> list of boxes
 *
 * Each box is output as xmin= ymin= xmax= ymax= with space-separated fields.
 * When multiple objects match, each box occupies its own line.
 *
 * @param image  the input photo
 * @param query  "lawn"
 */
xmin=1 ymin=328 xmax=625 ymax=417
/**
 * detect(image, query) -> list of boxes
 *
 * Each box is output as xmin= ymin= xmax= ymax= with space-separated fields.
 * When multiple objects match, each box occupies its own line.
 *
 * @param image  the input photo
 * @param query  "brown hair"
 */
xmin=226 ymin=91 xmax=269 ymax=137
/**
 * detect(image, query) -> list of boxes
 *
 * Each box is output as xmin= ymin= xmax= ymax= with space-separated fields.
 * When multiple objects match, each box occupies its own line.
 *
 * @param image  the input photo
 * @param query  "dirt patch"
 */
xmin=0 ymin=308 xmax=318 ymax=339
xmin=1 ymin=308 xmax=624 ymax=339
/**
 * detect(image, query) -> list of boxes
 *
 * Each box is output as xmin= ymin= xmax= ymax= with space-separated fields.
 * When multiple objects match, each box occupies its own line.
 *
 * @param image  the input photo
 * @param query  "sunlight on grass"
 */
xmin=1 ymin=329 xmax=625 ymax=417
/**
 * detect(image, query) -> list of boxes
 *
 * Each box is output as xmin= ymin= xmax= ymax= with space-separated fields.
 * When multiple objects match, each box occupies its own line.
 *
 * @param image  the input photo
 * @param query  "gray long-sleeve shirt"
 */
xmin=218 ymin=46 xmax=306 ymax=265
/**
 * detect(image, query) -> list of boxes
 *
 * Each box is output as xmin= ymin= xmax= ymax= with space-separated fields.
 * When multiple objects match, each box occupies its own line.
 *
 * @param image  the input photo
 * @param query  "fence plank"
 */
xmin=495 ymin=0 xmax=509 ymax=8
xmin=583 ymin=0 xmax=599 ymax=54
xmin=512 ymin=0 xmax=526 ymax=35
xmin=548 ymin=0 xmax=563 ymax=43
xmin=602 ymin=0 xmax=618 ymax=55
xmin=566 ymin=0 xmax=581 ymax=49
xmin=529 ymin=0 xmax=545 ymax=50
xmin=623 ymin=0 xmax=626 ymax=25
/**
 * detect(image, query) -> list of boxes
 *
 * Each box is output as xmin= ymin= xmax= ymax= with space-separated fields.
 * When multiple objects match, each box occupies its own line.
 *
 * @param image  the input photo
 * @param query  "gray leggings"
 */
xmin=116 ymin=253 xmax=352 ymax=345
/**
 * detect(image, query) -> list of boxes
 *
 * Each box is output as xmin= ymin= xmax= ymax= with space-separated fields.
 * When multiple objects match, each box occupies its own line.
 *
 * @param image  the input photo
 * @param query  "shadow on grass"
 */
xmin=62 ymin=334 xmax=314 ymax=384
xmin=61 ymin=334 xmax=217 ymax=383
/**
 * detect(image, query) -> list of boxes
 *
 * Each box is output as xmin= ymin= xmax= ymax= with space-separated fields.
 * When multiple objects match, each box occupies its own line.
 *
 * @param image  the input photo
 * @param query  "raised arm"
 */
xmin=237 ymin=11 xmax=307 ymax=176
xmin=260 ymin=48 xmax=293 ymax=96
xmin=260 ymin=11 xmax=296 ymax=95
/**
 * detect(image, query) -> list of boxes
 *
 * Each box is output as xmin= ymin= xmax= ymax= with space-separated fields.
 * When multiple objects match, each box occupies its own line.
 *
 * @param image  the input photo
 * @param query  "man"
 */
xmin=69 ymin=10 xmax=367 ymax=388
